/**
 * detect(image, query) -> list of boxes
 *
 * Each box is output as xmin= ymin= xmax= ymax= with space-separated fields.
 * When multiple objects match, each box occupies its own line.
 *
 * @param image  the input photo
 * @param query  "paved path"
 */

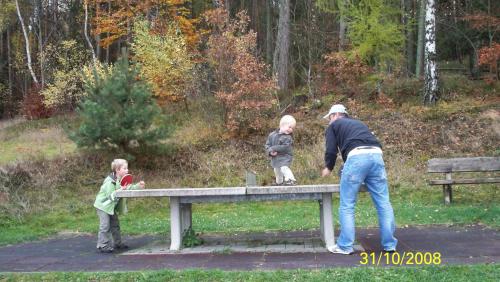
xmin=0 ymin=225 xmax=498 ymax=272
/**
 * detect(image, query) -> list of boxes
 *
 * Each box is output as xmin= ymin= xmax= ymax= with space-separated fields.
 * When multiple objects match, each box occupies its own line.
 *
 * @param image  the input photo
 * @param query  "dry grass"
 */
xmin=0 ymin=117 xmax=25 ymax=131
xmin=0 ymin=131 xmax=76 ymax=165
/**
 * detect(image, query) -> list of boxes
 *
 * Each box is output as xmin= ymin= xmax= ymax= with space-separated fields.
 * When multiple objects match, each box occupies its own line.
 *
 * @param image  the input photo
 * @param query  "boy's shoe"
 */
xmin=97 ymin=246 xmax=114 ymax=253
xmin=283 ymin=180 xmax=296 ymax=186
xmin=384 ymin=249 xmax=396 ymax=253
xmin=114 ymin=243 xmax=129 ymax=250
xmin=327 ymin=244 xmax=353 ymax=255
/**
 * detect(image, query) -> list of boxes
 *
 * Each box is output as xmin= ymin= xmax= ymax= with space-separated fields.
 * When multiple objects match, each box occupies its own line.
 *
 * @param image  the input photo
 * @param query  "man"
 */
xmin=321 ymin=104 xmax=397 ymax=254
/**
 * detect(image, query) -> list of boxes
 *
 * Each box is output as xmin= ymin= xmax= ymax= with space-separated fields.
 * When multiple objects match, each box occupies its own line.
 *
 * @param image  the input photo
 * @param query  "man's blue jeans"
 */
xmin=336 ymin=152 xmax=397 ymax=252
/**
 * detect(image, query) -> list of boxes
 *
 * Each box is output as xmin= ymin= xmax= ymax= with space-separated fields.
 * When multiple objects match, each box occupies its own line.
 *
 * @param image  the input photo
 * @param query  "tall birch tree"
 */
xmin=423 ymin=0 xmax=438 ymax=105
xmin=15 ymin=0 xmax=38 ymax=84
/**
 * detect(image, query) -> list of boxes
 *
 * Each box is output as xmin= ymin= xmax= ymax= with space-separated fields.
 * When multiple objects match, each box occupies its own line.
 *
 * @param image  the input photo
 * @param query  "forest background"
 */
xmin=0 ymin=0 xmax=498 ymax=279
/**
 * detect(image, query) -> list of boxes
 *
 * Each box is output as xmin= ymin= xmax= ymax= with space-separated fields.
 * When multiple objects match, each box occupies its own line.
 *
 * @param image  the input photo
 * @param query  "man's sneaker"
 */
xmin=328 ymin=244 xmax=353 ymax=255
xmin=114 ymin=243 xmax=129 ymax=250
xmin=283 ymin=180 xmax=296 ymax=186
xmin=97 ymin=246 xmax=114 ymax=253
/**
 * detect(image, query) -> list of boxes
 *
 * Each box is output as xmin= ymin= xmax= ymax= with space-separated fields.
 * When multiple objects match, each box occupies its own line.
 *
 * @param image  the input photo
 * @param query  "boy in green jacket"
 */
xmin=94 ymin=159 xmax=145 ymax=253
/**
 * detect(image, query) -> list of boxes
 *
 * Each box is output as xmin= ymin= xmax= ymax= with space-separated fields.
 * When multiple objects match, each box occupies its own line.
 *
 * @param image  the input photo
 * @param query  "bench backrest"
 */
xmin=427 ymin=157 xmax=500 ymax=173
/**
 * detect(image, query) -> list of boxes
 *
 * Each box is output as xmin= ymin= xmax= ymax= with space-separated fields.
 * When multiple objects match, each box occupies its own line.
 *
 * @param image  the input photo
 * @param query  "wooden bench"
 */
xmin=116 ymin=184 xmax=367 ymax=251
xmin=427 ymin=157 xmax=500 ymax=204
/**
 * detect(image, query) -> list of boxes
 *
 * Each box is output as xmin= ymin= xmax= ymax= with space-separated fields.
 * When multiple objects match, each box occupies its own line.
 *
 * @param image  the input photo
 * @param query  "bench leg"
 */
xmin=320 ymin=193 xmax=335 ymax=250
xmin=181 ymin=203 xmax=192 ymax=235
xmin=170 ymin=197 xmax=182 ymax=251
xmin=443 ymin=185 xmax=452 ymax=205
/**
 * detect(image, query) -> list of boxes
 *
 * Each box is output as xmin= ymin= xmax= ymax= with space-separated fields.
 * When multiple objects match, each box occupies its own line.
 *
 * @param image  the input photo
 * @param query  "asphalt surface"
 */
xmin=0 ymin=225 xmax=498 ymax=272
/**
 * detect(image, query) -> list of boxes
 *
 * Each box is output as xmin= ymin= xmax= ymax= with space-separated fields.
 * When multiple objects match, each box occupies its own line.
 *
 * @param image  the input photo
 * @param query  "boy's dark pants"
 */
xmin=96 ymin=209 xmax=122 ymax=249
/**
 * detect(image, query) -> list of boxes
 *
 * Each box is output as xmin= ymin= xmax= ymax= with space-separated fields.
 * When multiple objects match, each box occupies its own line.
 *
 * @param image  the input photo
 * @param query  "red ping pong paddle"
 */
xmin=120 ymin=174 xmax=133 ymax=189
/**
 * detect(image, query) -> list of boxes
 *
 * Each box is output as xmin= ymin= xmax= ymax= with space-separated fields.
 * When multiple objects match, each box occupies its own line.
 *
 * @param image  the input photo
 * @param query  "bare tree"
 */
xmin=84 ymin=0 xmax=97 ymax=64
xmin=423 ymin=0 xmax=438 ymax=105
xmin=15 ymin=0 xmax=38 ymax=84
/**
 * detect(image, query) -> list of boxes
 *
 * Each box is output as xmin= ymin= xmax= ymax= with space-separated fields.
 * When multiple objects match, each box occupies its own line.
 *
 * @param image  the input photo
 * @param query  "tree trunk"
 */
xmin=37 ymin=0 xmax=45 ymax=87
xmin=84 ymin=1 xmax=97 ymax=64
xmin=307 ymin=0 xmax=314 ymax=97
xmin=106 ymin=0 xmax=111 ymax=63
xmin=7 ymin=28 xmax=13 ymax=101
xmin=404 ymin=0 xmax=415 ymax=76
xmin=415 ymin=0 xmax=425 ymax=78
xmin=15 ymin=0 xmax=39 ymax=84
xmin=273 ymin=0 xmax=290 ymax=91
xmin=265 ymin=0 xmax=273 ymax=64
xmin=339 ymin=17 xmax=346 ymax=51
xmin=96 ymin=34 xmax=101 ymax=60
xmin=423 ymin=0 xmax=438 ymax=105
xmin=469 ymin=42 xmax=479 ymax=79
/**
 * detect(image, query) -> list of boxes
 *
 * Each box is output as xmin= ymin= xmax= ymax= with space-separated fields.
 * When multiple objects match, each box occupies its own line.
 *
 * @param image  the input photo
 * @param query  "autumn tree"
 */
xmin=41 ymin=40 xmax=92 ymax=112
xmin=206 ymin=7 xmax=276 ymax=137
xmin=462 ymin=10 xmax=500 ymax=80
xmin=131 ymin=19 xmax=193 ymax=102
xmin=91 ymin=0 xmax=205 ymax=52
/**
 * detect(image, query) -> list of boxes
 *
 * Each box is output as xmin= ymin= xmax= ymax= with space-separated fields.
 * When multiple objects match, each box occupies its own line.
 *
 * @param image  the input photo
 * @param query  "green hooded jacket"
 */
xmin=93 ymin=173 xmax=140 ymax=215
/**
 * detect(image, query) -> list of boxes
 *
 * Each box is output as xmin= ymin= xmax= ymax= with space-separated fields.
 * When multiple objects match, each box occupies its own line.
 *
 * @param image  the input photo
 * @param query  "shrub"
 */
xmin=21 ymin=84 xmax=53 ymax=120
xmin=70 ymin=55 xmax=170 ymax=152
xmin=317 ymin=52 xmax=370 ymax=96
xmin=41 ymin=40 xmax=91 ymax=112
xmin=205 ymin=8 xmax=277 ymax=137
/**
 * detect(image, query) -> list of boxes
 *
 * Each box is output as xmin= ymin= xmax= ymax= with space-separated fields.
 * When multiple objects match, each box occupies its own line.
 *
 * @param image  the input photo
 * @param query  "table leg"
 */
xmin=181 ymin=203 xmax=192 ymax=234
xmin=321 ymin=193 xmax=335 ymax=250
xmin=170 ymin=196 xmax=182 ymax=251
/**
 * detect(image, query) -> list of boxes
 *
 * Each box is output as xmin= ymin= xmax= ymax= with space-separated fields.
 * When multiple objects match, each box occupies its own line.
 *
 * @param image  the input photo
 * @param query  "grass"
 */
xmin=0 ymin=110 xmax=498 ymax=245
xmin=0 ymin=116 xmax=77 ymax=165
xmin=0 ymin=184 xmax=497 ymax=246
xmin=0 ymin=264 xmax=498 ymax=281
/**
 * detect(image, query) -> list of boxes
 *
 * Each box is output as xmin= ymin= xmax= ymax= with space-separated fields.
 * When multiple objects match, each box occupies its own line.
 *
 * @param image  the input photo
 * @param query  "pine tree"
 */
xmin=71 ymin=54 xmax=169 ymax=151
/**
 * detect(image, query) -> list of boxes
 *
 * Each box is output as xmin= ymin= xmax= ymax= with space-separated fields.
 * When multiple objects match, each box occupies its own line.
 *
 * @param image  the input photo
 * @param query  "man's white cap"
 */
xmin=323 ymin=104 xmax=348 ymax=119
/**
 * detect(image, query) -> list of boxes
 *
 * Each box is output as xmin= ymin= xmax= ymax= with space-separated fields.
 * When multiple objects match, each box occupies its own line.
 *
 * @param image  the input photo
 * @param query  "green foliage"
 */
xmin=70 ymin=55 xmax=170 ymax=151
xmin=316 ymin=0 xmax=349 ymax=17
xmin=318 ymin=0 xmax=404 ymax=71
xmin=0 ymin=0 xmax=16 ymax=32
xmin=131 ymin=18 xmax=193 ymax=102
xmin=41 ymin=40 xmax=91 ymax=112
xmin=182 ymin=227 xmax=203 ymax=247
xmin=82 ymin=60 xmax=114 ymax=88
xmin=347 ymin=0 xmax=404 ymax=70
xmin=0 ymin=83 xmax=7 ymax=117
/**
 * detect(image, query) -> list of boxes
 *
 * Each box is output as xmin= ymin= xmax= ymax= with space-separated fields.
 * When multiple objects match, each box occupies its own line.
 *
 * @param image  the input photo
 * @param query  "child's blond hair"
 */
xmin=111 ymin=159 xmax=128 ymax=172
xmin=280 ymin=115 xmax=296 ymax=127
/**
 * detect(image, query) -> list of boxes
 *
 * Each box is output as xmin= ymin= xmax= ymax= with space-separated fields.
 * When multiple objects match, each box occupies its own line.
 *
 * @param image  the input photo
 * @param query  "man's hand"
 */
xmin=138 ymin=181 xmax=145 ymax=189
xmin=321 ymin=168 xmax=331 ymax=177
xmin=270 ymin=151 xmax=278 ymax=156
